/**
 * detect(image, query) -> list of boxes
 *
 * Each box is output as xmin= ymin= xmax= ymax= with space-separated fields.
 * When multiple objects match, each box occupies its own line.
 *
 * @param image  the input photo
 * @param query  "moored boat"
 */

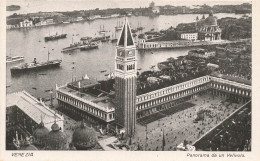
xmin=6 ymin=56 xmax=24 ymax=63
xmin=80 ymin=42 xmax=99 ymax=51
xmin=45 ymin=33 xmax=67 ymax=41
xmin=115 ymin=19 xmax=123 ymax=31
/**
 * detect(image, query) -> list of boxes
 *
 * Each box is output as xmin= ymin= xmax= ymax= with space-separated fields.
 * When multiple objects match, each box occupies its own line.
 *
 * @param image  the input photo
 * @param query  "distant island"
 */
xmin=6 ymin=2 xmax=251 ymax=30
xmin=6 ymin=5 xmax=21 ymax=11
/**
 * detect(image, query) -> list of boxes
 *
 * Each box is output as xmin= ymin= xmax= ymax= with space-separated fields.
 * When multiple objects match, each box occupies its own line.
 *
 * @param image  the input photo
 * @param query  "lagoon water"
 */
xmin=6 ymin=13 xmax=245 ymax=99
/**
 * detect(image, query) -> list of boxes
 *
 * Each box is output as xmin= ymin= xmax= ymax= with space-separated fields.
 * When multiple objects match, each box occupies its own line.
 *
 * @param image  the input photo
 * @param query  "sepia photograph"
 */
xmin=1 ymin=0 xmax=256 ymax=158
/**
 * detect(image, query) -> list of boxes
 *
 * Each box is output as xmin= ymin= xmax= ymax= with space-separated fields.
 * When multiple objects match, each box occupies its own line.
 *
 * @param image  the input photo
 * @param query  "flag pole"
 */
xmin=145 ymin=124 xmax=148 ymax=150
xmin=162 ymin=128 xmax=165 ymax=151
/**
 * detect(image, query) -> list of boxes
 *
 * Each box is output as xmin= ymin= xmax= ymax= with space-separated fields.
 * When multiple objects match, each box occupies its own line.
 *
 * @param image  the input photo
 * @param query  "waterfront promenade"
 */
xmin=137 ymin=39 xmax=251 ymax=50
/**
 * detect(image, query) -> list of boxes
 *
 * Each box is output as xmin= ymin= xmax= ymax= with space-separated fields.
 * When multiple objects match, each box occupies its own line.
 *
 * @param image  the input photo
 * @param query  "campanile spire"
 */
xmin=117 ymin=17 xmax=135 ymax=48
xmin=115 ymin=17 xmax=136 ymax=137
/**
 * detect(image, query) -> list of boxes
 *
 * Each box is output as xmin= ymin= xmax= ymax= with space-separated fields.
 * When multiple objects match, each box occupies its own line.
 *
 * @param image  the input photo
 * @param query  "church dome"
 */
xmin=45 ymin=121 xmax=68 ymax=150
xmin=204 ymin=11 xmax=217 ymax=26
xmin=72 ymin=121 xmax=98 ymax=150
xmin=33 ymin=121 xmax=49 ymax=147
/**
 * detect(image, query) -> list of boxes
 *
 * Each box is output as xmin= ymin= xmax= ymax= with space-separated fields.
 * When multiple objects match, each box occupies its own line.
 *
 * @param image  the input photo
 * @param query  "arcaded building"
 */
xmin=55 ymin=18 xmax=250 ymax=138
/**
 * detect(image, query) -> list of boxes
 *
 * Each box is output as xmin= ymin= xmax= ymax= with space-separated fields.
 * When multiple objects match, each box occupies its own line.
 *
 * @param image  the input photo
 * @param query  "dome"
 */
xmin=72 ymin=121 xmax=98 ymax=150
xmin=33 ymin=121 xmax=49 ymax=147
xmin=45 ymin=122 xmax=68 ymax=150
xmin=204 ymin=11 xmax=217 ymax=26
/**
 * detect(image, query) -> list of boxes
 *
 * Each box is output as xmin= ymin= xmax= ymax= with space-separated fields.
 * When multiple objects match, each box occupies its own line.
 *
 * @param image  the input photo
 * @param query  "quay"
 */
xmin=137 ymin=39 xmax=251 ymax=50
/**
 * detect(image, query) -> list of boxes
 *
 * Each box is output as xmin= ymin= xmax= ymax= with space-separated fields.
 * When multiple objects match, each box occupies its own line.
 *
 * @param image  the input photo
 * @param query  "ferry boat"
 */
xmin=45 ymin=32 xmax=67 ymax=41
xmin=10 ymin=56 xmax=62 ymax=74
xmin=6 ymin=56 xmax=24 ymax=63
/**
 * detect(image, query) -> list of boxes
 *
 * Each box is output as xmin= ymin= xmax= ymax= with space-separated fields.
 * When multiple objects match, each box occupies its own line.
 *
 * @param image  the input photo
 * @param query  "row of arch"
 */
xmin=137 ymin=91 xmax=207 ymax=119
xmin=58 ymin=101 xmax=115 ymax=122
xmin=136 ymin=85 xmax=208 ymax=111
xmin=211 ymin=82 xmax=251 ymax=97
xmin=137 ymin=76 xmax=210 ymax=103
xmin=57 ymin=93 xmax=110 ymax=121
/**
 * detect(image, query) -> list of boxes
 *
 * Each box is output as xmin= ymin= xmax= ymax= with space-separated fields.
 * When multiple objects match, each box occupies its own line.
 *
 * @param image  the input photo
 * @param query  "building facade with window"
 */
xmin=19 ymin=19 xmax=33 ymax=28
xmin=180 ymin=33 xmax=198 ymax=41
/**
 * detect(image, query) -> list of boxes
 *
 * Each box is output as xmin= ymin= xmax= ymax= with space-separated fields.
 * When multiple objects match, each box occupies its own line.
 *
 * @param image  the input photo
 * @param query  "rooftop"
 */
xmin=68 ymin=79 xmax=100 ymax=89
xmin=210 ymin=72 xmax=251 ymax=86
xmin=58 ymin=84 xmax=115 ymax=112
xmin=6 ymin=90 xmax=63 ymax=125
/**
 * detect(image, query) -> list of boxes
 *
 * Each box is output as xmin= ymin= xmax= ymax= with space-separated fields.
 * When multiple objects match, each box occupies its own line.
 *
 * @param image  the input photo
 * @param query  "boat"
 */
xmin=80 ymin=37 xmax=92 ymax=41
xmin=11 ymin=58 xmax=61 ymax=74
xmin=131 ymin=29 xmax=138 ymax=33
xmin=6 ymin=49 xmax=24 ymax=63
xmin=99 ymin=25 xmax=107 ymax=34
xmin=63 ymin=37 xmax=100 ymax=52
xmin=10 ymin=52 xmax=62 ymax=74
xmin=101 ymin=34 xmax=110 ymax=42
xmin=111 ymin=38 xmax=118 ymax=43
xmin=45 ymin=32 xmax=67 ymax=41
xmin=115 ymin=20 xmax=123 ymax=31
xmin=137 ymin=22 xmax=144 ymax=31
xmin=101 ymin=39 xmax=109 ymax=42
xmin=62 ymin=42 xmax=85 ymax=52
xmin=80 ymin=42 xmax=99 ymax=51
xmin=62 ymin=38 xmax=84 ymax=52
xmin=6 ymin=56 xmax=24 ymax=63
xmin=111 ymin=32 xmax=118 ymax=43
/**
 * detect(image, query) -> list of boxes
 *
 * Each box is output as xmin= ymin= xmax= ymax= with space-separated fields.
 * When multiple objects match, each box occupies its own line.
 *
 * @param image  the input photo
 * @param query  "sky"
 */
xmin=7 ymin=0 xmax=251 ymax=8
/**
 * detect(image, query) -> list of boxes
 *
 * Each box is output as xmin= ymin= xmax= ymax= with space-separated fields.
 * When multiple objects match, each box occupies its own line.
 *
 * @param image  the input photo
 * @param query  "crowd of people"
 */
xmin=194 ymin=102 xmax=251 ymax=151
xmin=133 ymin=93 xmax=242 ymax=151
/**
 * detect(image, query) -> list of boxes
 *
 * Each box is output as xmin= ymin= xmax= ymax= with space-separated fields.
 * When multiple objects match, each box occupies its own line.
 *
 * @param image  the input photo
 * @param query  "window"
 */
xmin=117 ymin=64 xmax=124 ymax=70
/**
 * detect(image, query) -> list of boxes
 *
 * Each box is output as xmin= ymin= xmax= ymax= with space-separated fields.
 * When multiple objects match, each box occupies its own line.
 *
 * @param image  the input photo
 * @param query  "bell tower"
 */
xmin=115 ymin=17 xmax=136 ymax=137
